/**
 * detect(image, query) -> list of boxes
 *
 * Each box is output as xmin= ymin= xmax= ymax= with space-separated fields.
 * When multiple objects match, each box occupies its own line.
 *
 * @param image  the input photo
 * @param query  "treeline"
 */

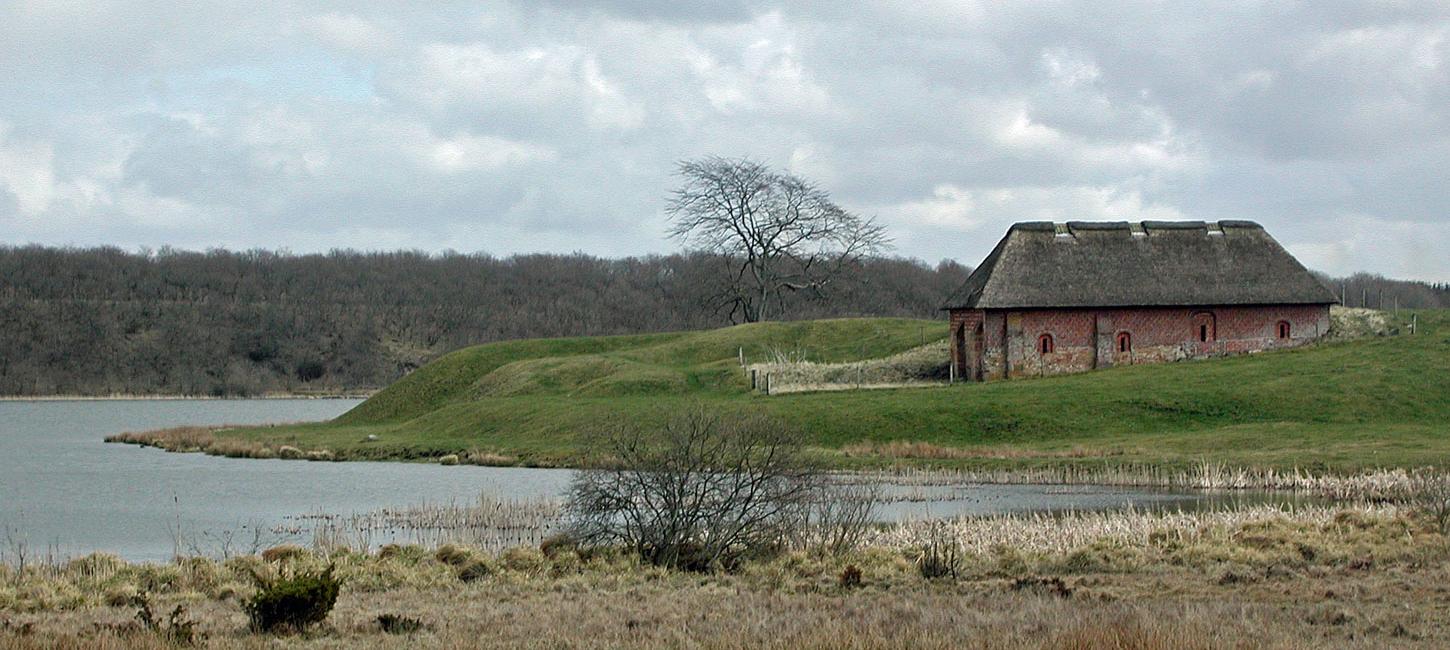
xmin=0 ymin=246 xmax=970 ymax=396
xmin=3 ymin=246 xmax=1443 ymax=397
xmin=1313 ymin=272 xmax=1450 ymax=311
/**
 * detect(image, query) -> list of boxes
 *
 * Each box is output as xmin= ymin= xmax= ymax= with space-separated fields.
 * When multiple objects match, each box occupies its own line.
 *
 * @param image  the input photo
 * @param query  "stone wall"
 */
xmin=949 ymin=304 xmax=1331 ymax=381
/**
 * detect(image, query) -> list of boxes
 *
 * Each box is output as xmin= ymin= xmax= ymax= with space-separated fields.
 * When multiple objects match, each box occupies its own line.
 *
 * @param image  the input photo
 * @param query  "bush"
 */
xmin=540 ymin=533 xmax=579 ymax=558
xmin=133 ymin=592 xmax=200 ymax=646
xmin=500 ymin=547 xmax=547 ymax=574
xmin=917 ymin=523 xmax=963 ymax=580
xmin=456 ymin=559 xmax=493 ymax=583
xmin=838 ymin=564 xmax=863 ymax=589
xmin=377 ymin=613 xmax=425 ymax=634
xmin=433 ymin=544 xmax=471 ymax=566
xmin=567 ymin=408 xmax=823 ymax=571
xmin=243 ymin=565 xmax=343 ymax=634
xmin=261 ymin=545 xmax=306 ymax=564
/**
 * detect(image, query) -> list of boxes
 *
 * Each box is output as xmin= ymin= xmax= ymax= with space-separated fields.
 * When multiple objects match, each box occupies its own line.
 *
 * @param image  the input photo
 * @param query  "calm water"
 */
xmin=0 ymin=399 xmax=569 ymax=562
xmin=1 ymin=399 xmax=1300 ymax=562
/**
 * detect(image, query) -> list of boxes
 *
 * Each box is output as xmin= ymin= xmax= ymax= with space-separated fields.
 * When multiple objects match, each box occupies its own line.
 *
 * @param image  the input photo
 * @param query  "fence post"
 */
xmin=738 ymin=347 xmax=744 ymax=367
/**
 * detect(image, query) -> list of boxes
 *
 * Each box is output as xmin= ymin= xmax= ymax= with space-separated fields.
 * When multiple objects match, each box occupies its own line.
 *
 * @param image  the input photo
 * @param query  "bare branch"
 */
xmin=665 ymin=156 xmax=893 ymax=322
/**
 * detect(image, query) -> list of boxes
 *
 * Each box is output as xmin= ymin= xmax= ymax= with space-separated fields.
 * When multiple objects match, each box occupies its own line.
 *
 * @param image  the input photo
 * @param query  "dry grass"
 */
xmin=105 ymin=426 xmax=332 ymax=461
xmin=841 ymin=440 xmax=1117 ymax=461
xmin=750 ymin=340 xmax=948 ymax=394
xmin=1328 ymin=306 xmax=1392 ymax=339
xmin=4 ymin=504 xmax=1449 ymax=647
xmin=302 ymin=495 xmax=562 ymax=553
xmin=854 ymin=463 xmax=1430 ymax=500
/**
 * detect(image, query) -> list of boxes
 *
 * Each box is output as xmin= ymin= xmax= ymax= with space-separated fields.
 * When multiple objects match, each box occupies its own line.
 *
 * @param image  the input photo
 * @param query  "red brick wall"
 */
xmin=947 ymin=304 xmax=1330 ymax=381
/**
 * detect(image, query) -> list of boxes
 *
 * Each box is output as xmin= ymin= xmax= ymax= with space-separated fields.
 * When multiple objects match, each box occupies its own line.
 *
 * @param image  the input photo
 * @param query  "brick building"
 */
xmin=943 ymin=221 xmax=1338 ymax=381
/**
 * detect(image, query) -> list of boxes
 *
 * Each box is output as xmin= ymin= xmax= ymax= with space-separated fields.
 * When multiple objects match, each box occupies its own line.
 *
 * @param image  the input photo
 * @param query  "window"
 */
xmin=1199 ymin=324 xmax=1208 ymax=342
xmin=1116 ymin=332 xmax=1132 ymax=353
xmin=1038 ymin=333 xmax=1054 ymax=354
xmin=1277 ymin=321 xmax=1291 ymax=339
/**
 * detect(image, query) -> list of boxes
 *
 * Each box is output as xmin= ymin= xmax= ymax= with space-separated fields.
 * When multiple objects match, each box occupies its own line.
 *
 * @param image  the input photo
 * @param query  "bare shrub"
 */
xmin=377 ymin=613 xmax=424 ymax=634
xmin=132 ymin=592 xmax=200 ymax=646
xmin=806 ymin=482 xmax=881 ymax=557
xmin=1406 ymin=470 xmax=1450 ymax=533
xmin=566 ymin=408 xmax=824 ymax=571
xmin=916 ymin=522 xmax=963 ymax=580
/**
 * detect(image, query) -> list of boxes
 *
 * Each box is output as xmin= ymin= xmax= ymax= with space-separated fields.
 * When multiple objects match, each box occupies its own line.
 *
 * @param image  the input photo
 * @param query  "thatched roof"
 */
xmin=944 ymin=221 xmax=1338 ymax=310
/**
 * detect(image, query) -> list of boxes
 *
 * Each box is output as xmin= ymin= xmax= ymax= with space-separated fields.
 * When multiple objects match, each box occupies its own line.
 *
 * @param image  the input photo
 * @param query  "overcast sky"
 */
xmin=1 ymin=2 xmax=1447 ymax=281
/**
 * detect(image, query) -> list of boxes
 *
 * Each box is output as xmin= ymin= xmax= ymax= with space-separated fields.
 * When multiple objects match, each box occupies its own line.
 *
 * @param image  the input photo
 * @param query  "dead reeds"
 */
xmin=852 ymin=462 xmax=1427 ymax=500
xmin=104 ymin=426 xmax=327 ymax=461
xmin=299 ymin=494 xmax=563 ymax=554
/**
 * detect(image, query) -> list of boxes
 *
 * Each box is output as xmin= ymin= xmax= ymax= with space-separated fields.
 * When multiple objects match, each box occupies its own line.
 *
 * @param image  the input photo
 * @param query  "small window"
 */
xmin=1038 ymin=334 xmax=1054 ymax=354
xmin=1199 ymin=324 xmax=1208 ymax=342
xmin=1277 ymin=321 xmax=1291 ymax=339
xmin=1117 ymin=332 xmax=1132 ymax=353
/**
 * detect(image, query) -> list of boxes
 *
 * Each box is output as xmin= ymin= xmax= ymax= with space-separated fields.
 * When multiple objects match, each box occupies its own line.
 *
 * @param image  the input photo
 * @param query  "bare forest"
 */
xmin=0 ymin=246 xmax=970 ymax=396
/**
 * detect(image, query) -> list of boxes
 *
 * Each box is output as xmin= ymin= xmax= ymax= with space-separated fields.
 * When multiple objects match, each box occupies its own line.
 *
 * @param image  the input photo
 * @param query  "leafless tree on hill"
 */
xmin=666 ymin=156 xmax=892 ymax=323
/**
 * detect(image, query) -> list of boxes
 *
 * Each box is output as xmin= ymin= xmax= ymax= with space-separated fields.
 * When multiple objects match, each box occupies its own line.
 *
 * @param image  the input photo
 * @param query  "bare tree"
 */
xmin=666 ymin=156 xmax=892 ymax=322
xmin=566 ymin=408 xmax=825 ymax=571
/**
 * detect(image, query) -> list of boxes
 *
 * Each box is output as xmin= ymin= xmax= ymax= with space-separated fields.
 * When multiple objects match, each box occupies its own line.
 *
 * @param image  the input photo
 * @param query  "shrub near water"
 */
xmin=243 ymin=565 xmax=343 ymax=633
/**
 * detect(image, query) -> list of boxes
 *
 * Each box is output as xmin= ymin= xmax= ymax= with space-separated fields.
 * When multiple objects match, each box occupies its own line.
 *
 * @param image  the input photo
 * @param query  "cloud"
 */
xmin=0 ymin=1 xmax=1446 ymax=281
xmin=0 ymin=124 xmax=57 ymax=215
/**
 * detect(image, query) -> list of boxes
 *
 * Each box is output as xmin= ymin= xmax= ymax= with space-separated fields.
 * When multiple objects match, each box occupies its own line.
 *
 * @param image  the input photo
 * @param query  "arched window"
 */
xmin=1038 ymin=333 xmax=1054 ymax=354
xmin=1277 ymin=321 xmax=1291 ymax=339
xmin=1116 ymin=332 xmax=1132 ymax=353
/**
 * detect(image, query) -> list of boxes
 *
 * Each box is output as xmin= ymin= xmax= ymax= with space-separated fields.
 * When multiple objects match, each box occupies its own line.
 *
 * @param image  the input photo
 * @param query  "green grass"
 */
xmin=214 ymin=311 xmax=1450 ymax=472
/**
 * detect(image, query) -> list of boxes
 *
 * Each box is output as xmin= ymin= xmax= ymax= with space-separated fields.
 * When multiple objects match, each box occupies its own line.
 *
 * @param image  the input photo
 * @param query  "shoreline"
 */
xmin=0 ymin=393 xmax=373 ymax=402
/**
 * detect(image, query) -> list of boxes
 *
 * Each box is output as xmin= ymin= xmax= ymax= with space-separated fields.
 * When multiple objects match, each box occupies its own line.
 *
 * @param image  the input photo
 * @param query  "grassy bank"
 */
xmin=110 ymin=311 xmax=1450 ymax=472
xmin=2 ymin=504 xmax=1446 ymax=648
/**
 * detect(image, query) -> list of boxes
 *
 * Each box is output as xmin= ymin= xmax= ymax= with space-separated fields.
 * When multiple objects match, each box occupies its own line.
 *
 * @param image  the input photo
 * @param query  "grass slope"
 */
xmin=215 ymin=312 xmax=1450 ymax=471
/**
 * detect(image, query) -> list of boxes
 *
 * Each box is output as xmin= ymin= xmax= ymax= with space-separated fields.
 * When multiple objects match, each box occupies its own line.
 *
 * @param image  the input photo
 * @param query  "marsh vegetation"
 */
xmin=4 ymin=499 xmax=1449 ymax=648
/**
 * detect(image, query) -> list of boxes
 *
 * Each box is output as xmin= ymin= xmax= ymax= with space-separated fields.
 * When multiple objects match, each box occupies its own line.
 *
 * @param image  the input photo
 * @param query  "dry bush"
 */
xmin=567 ymin=408 xmax=825 ymax=571
xmin=260 ymin=546 xmax=305 ymax=564
xmin=1405 ymin=470 xmax=1450 ymax=533
xmin=803 ymin=483 xmax=880 ymax=557
xmin=916 ymin=522 xmax=963 ymax=580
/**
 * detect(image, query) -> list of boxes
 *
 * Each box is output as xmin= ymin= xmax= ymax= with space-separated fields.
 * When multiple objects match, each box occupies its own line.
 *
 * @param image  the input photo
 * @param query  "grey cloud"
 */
xmin=0 ymin=1 xmax=1446 ymax=280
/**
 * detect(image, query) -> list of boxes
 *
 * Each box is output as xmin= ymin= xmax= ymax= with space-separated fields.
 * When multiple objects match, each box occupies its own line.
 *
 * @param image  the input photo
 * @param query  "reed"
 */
xmin=299 ymin=494 xmax=563 ymax=554
xmin=868 ymin=503 xmax=1406 ymax=556
xmin=105 ymin=425 xmax=326 ymax=461
xmin=852 ymin=463 xmax=1428 ymax=500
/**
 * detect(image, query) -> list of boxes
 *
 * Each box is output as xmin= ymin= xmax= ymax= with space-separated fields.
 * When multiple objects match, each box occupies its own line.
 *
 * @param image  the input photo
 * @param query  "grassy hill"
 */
xmin=202 ymin=311 xmax=1450 ymax=472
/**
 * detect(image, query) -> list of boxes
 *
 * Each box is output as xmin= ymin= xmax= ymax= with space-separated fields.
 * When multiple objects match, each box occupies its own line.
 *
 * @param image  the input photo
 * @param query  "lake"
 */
xmin=1 ymin=399 xmax=1299 ymax=562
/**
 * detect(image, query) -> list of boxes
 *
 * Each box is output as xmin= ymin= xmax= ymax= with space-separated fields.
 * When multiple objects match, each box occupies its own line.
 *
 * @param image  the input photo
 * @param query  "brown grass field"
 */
xmin=4 ymin=504 xmax=1450 ymax=649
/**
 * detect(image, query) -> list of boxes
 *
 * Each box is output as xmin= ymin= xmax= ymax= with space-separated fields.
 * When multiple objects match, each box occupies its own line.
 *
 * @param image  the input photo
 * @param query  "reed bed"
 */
xmin=853 ymin=462 xmax=1425 ymax=500
xmin=295 ymin=494 xmax=563 ymax=554
xmin=868 ymin=503 xmax=1404 ymax=556
xmin=105 ymin=425 xmax=328 ymax=460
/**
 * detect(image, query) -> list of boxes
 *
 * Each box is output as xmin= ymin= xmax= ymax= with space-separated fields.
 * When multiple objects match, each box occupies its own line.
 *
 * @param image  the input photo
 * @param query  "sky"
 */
xmin=0 ymin=1 xmax=1447 ymax=281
